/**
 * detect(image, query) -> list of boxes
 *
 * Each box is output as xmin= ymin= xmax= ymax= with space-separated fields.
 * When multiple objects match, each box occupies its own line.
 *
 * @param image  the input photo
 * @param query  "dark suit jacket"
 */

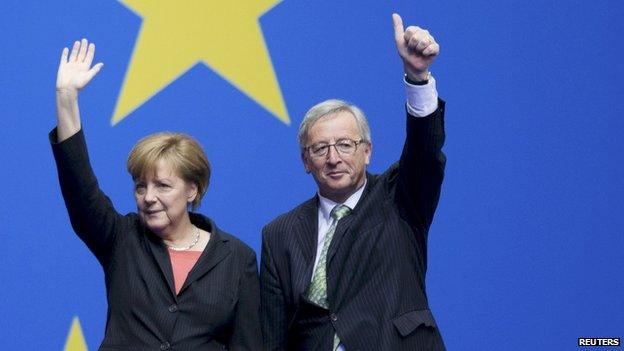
xmin=51 ymin=129 xmax=262 ymax=351
xmin=260 ymin=101 xmax=447 ymax=351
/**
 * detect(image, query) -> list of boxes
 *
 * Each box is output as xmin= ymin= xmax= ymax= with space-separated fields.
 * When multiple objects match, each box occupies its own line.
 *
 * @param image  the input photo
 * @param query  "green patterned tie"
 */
xmin=307 ymin=204 xmax=351 ymax=350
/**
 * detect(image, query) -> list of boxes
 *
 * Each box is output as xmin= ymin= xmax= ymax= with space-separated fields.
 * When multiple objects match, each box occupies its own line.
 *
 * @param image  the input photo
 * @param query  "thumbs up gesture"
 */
xmin=392 ymin=13 xmax=440 ymax=82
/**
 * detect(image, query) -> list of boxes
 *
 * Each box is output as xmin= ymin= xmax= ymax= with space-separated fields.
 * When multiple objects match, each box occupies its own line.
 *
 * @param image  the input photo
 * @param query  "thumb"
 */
xmin=85 ymin=63 xmax=104 ymax=82
xmin=392 ymin=13 xmax=404 ymax=42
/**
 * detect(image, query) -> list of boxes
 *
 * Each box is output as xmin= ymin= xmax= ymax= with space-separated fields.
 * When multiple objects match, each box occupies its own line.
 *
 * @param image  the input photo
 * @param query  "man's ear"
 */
xmin=301 ymin=152 xmax=311 ymax=173
xmin=364 ymin=141 xmax=373 ymax=165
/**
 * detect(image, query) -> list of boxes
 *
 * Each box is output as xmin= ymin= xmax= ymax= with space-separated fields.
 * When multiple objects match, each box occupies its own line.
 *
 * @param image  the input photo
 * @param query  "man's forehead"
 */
xmin=308 ymin=111 xmax=358 ymax=135
xmin=320 ymin=110 xmax=356 ymax=121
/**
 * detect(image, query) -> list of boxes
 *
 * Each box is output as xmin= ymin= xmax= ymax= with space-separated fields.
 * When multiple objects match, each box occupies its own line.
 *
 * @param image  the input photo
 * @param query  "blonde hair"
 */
xmin=127 ymin=132 xmax=210 ymax=210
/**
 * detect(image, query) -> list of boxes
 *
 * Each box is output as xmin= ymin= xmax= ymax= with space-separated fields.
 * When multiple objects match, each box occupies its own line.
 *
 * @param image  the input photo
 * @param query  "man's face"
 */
xmin=302 ymin=111 xmax=372 ymax=203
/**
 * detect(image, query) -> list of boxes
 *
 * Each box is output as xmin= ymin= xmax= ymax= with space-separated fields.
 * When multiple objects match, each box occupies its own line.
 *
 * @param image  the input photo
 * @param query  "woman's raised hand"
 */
xmin=55 ymin=39 xmax=103 ymax=142
xmin=56 ymin=39 xmax=103 ymax=94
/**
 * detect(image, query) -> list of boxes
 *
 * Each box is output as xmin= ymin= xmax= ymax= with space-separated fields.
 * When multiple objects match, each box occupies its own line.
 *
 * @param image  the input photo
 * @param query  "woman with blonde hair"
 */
xmin=51 ymin=39 xmax=261 ymax=350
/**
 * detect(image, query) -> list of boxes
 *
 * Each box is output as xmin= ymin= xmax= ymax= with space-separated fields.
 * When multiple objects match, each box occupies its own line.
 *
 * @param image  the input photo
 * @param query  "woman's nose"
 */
xmin=144 ymin=186 xmax=157 ymax=203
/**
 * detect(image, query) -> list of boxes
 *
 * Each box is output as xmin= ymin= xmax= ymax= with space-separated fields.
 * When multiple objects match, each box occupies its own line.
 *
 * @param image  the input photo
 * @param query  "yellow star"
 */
xmin=63 ymin=317 xmax=88 ymax=351
xmin=113 ymin=0 xmax=289 ymax=125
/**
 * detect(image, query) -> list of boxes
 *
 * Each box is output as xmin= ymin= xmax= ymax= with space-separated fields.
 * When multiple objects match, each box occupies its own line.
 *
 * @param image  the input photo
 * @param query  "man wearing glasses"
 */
xmin=260 ymin=14 xmax=446 ymax=350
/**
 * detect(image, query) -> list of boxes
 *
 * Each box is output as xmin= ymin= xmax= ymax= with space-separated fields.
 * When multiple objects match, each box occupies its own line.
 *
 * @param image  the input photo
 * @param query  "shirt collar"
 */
xmin=318 ymin=178 xmax=367 ymax=221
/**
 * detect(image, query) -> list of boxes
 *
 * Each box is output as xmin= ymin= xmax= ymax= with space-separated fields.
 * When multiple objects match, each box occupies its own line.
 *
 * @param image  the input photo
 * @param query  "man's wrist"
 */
xmin=404 ymin=63 xmax=430 ymax=84
xmin=405 ymin=73 xmax=430 ymax=86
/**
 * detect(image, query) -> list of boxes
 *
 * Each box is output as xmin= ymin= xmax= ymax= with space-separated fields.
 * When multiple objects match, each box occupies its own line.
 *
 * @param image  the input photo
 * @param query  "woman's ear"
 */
xmin=187 ymin=183 xmax=198 ymax=203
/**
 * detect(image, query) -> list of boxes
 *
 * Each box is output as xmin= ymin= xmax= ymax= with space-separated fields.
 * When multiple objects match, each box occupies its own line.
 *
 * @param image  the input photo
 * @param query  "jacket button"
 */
xmin=168 ymin=304 xmax=178 ymax=313
xmin=160 ymin=341 xmax=171 ymax=350
xmin=330 ymin=313 xmax=338 ymax=322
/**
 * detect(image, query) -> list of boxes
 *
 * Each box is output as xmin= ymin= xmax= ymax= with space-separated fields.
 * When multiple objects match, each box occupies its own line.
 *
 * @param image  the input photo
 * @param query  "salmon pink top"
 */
xmin=168 ymin=249 xmax=203 ymax=294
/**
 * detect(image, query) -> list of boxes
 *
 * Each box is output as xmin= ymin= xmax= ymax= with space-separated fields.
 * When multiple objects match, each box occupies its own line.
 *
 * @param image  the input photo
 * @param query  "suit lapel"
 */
xmin=144 ymin=214 xmax=231 ymax=298
xmin=293 ymin=196 xmax=319 ymax=294
xmin=327 ymin=175 xmax=374 ymax=265
xmin=179 ymin=216 xmax=231 ymax=295
xmin=179 ymin=230 xmax=230 ymax=294
xmin=294 ymin=196 xmax=319 ymax=266
xmin=144 ymin=230 xmax=177 ymax=298
xmin=327 ymin=213 xmax=356 ymax=265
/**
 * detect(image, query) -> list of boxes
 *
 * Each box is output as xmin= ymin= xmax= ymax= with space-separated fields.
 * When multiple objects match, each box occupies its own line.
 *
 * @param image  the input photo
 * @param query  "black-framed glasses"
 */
xmin=305 ymin=138 xmax=365 ymax=158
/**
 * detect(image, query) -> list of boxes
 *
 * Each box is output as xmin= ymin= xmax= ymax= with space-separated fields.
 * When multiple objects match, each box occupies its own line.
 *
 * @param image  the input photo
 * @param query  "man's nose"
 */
xmin=326 ymin=145 xmax=342 ymax=164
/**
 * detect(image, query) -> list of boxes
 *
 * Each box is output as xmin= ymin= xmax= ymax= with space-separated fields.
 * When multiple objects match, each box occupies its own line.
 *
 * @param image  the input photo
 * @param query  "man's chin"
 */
xmin=319 ymin=185 xmax=354 ymax=202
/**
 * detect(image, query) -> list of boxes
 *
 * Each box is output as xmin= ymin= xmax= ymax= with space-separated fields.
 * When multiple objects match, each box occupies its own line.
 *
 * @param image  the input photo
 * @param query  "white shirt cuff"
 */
xmin=405 ymin=75 xmax=438 ymax=117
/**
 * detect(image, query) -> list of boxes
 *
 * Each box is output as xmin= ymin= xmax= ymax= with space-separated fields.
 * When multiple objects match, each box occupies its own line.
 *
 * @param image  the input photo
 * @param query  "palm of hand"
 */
xmin=56 ymin=39 xmax=102 ymax=92
xmin=57 ymin=61 xmax=92 ymax=91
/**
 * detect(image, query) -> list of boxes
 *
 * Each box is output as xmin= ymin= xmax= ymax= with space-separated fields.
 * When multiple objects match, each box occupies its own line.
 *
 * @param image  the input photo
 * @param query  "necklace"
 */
xmin=165 ymin=225 xmax=200 ymax=251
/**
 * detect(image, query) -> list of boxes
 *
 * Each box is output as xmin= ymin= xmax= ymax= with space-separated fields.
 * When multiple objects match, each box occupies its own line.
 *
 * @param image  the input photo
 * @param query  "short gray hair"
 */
xmin=298 ymin=99 xmax=371 ymax=149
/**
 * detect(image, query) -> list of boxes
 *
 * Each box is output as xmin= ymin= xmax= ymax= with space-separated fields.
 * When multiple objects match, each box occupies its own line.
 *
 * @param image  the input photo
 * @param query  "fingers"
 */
xmin=422 ymin=43 xmax=440 ymax=56
xmin=63 ymin=39 xmax=98 ymax=65
xmin=77 ymin=38 xmax=88 ymax=62
xmin=59 ymin=47 xmax=69 ymax=67
xmin=68 ymin=40 xmax=80 ymax=62
xmin=392 ymin=13 xmax=404 ymax=43
xmin=84 ymin=43 xmax=96 ymax=66
xmin=86 ymin=62 xmax=104 ymax=81
xmin=405 ymin=26 xmax=438 ymax=57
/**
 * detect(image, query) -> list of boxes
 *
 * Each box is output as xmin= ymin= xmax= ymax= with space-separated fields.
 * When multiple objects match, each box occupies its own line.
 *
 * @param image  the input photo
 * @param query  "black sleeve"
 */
xmin=395 ymin=99 xmax=447 ymax=234
xmin=50 ymin=128 xmax=125 ymax=266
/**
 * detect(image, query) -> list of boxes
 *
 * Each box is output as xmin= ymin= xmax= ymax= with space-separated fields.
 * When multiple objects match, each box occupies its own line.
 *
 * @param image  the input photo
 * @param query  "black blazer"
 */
xmin=260 ymin=101 xmax=447 ymax=350
xmin=51 ymin=129 xmax=262 ymax=351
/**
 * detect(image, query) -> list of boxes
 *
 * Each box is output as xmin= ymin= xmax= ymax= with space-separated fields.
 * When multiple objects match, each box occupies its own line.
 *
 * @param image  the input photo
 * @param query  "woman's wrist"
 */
xmin=56 ymin=89 xmax=81 ymax=142
xmin=56 ymin=88 xmax=78 ymax=101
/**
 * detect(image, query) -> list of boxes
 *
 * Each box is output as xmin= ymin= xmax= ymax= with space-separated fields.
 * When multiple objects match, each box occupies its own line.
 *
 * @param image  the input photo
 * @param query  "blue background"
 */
xmin=1 ymin=0 xmax=623 ymax=349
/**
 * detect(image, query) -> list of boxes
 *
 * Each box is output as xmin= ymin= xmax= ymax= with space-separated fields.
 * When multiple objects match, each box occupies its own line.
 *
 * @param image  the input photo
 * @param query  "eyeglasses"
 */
xmin=305 ymin=138 xmax=365 ymax=158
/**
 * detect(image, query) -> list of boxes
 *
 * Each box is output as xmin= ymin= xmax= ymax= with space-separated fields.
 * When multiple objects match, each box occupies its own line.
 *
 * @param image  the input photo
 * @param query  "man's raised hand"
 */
xmin=392 ymin=13 xmax=439 ymax=82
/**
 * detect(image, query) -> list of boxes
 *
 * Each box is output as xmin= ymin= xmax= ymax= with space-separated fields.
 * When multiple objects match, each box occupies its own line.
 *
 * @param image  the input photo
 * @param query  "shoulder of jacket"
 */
xmin=263 ymin=197 xmax=315 ymax=235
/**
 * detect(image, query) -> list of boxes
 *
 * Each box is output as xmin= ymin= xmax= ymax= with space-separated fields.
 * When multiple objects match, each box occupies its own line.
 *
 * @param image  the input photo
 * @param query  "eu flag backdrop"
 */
xmin=1 ymin=1 xmax=623 ymax=349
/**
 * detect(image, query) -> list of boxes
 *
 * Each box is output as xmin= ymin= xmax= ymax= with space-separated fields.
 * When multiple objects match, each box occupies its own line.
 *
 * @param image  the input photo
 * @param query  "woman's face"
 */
xmin=134 ymin=158 xmax=197 ymax=236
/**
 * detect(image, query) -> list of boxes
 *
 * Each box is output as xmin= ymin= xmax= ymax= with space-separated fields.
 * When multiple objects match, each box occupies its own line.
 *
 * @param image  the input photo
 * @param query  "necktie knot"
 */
xmin=331 ymin=204 xmax=351 ymax=220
